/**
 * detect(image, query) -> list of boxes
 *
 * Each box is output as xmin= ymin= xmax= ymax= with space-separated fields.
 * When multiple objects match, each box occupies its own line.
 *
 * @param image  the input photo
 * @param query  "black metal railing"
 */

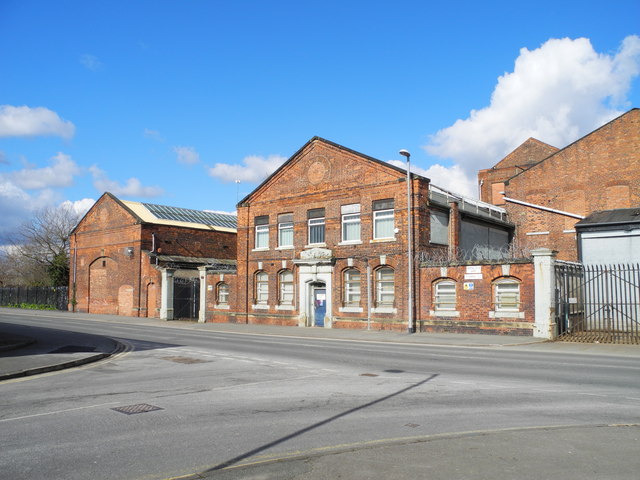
xmin=556 ymin=263 xmax=640 ymax=344
xmin=0 ymin=286 xmax=69 ymax=311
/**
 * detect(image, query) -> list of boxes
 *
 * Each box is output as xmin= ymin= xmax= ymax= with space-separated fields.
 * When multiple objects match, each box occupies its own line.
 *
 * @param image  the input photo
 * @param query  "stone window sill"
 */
xmin=339 ymin=306 xmax=363 ymax=313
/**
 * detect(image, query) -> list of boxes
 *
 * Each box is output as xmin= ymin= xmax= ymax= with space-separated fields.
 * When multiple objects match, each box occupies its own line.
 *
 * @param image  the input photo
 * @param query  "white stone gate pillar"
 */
xmin=198 ymin=266 xmax=208 ymax=324
xmin=160 ymin=268 xmax=175 ymax=321
xmin=532 ymin=248 xmax=558 ymax=339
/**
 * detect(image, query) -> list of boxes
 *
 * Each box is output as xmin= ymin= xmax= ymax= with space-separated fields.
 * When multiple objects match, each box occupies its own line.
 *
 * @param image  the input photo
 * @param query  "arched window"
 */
xmin=375 ymin=267 xmax=395 ymax=306
xmin=255 ymin=271 xmax=269 ymax=305
xmin=279 ymin=270 xmax=294 ymax=305
xmin=343 ymin=268 xmax=361 ymax=306
xmin=434 ymin=280 xmax=456 ymax=311
xmin=494 ymin=278 xmax=520 ymax=312
xmin=216 ymin=282 xmax=229 ymax=305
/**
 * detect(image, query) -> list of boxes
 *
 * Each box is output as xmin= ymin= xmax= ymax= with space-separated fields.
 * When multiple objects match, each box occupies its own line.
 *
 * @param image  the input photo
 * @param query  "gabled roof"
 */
xmin=491 ymin=137 xmax=558 ymax=171
xmin=122 ymin=199 xmax=236 ymax=232
xmin=238 ymin=136 xmax=428 ymax=206
xmin=507 ymin=108 xmax=639 ymax=183
xmin=72 ymin=192 xmax=236 ymax=234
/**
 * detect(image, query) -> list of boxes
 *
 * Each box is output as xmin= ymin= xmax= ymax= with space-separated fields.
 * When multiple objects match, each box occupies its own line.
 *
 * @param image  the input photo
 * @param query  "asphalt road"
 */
xmin=1 ymin=311 xmax=640 ymax=480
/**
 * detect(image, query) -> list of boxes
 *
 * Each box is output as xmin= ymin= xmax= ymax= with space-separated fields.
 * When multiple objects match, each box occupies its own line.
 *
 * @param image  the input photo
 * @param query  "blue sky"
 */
xmin=1 ymin=0 xmax=639 ymax=241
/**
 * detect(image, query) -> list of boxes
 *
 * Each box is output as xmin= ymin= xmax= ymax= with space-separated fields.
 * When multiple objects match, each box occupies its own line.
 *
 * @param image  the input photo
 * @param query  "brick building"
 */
xmin=478 ymin=108 xmax=640 ymax=261
xmin=205 ymin=137 xmax=512 ymax=331
xmin=70 ymin=193 xmax=236 ymax=318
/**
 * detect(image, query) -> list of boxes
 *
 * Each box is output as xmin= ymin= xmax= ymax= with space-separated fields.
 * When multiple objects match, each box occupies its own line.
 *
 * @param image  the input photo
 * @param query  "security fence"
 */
xmin=0 ymin=286 xmax=69 ymax=311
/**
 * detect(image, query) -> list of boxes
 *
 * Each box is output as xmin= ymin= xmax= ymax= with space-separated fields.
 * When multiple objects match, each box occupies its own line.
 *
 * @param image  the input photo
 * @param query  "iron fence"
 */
xmin=0 ymin=286 xmax=69 ymax=311
xmin=555 ymin=263 xmax=640 ymax=344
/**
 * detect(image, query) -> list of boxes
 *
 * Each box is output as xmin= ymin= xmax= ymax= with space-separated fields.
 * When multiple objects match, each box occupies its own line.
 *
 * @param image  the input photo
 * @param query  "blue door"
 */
xmin=313 ymin=288 xmax=326 ymax=327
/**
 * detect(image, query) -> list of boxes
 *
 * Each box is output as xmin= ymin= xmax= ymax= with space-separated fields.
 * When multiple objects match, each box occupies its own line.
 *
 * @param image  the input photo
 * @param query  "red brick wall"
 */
xmin=420 ymin=261 xmax=535 ymax=335
xmin=71 ymin=193 xmax=237 ymax=318
xmin=234 ymin=138 xmax=431 ymax=331
xmin=504 ymin=109 xmax=640 ymax=261
xmin=478 ymin=138 xmax=559 ymax=204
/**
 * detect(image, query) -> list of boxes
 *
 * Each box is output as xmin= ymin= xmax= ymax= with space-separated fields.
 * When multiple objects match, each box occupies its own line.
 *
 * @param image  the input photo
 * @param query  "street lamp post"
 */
xmin=399 ymin=149 xmax=415 ymax=334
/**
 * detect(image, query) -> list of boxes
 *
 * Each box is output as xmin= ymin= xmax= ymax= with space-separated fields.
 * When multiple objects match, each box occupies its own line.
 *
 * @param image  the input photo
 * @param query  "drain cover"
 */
xmin=160 ymin=356 xmax=209 ymax=364
xmin=360 ymin=373 xmax=379 ymax=377
xmin=111 ymin=404 xmax=163 ymax=415
xmin=405 ymin=423 xmax=420 ymax=428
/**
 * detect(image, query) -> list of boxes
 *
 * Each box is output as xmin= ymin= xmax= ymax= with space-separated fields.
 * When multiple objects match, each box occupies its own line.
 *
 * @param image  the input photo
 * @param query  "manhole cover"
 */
xmin=405 ymin=423 xmax=420 ymax=428
xmin=160 ymin=356 xmax=209 ymax=364
xmin=111 ymin=404 xmax=163 ymax=415
xmin=360 ymin=373 xmax=379 ymax=377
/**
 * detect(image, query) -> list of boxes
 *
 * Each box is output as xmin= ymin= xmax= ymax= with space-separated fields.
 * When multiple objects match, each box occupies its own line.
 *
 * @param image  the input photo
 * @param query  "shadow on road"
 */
xmin=206 ymin=373 xmax=440 ymax=472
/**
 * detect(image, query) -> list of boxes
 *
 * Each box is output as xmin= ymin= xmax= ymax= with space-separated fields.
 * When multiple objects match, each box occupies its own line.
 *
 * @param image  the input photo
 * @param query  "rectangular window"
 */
xmin=496 ymin=281 xmax=520 ymax=311
xmin=256 ymin=272 xmax=269 ymax=304
xmin=217 ymin=283 xmax=229 ymax=305
xmin=278 ymin=213 xmax=294 ymax=247
xmin=430 ymin=210 xmax=449 ymax=245
xmin=341 ymin=204 xmax=361 ymax=242
xmin=308 ymin=208 xmax=325 ymax=244
xmin=344 ymin=269 xmax=361 ymax=306
xmin=376 ymin=267 xmax=395 ymax=305
xmin=373 ymin=199 xmax=394 ymax=239
xmin=434 ymin=281 xmax=456 ymax=311
xmin=279 ymin=270 xmax=294 ymax=305
xmin=255 ymin=215 xmax=269 ymax=249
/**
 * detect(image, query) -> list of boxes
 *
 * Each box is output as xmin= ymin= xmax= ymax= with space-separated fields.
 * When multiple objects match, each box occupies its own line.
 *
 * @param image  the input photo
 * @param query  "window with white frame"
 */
xmin=373 ymin=199 xmax=395 ymax=239
xmin=375 ymin=267 xmax=395 ymax=306
xmin=278 ymin=213 xmax=294 ymax=247
xmin=434 ymin=280 xmax=456 ymax=311
xmin=255 ymin=271 xmax=269 ymax=304
xmin=495 ymin=279 xmax=520 ymax=311
xmin=341 ymin=204 xmax=361 ymax=242
xmin=255 ymin=215 xmax=269 ymax=249
xmin=308 ymin=208 xmax=325 ymax=244
xmin=216 ymin=282 xmax=229 ymax=305
xmin=343 ymin=268 xmax=361 ymax=306
xmin=279 ymin=270 xmax=294 ymax=305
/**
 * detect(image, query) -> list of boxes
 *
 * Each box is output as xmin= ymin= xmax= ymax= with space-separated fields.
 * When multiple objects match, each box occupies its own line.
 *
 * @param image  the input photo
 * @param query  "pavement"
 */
xmin=2 ymin=308 xmax=639 ymax=479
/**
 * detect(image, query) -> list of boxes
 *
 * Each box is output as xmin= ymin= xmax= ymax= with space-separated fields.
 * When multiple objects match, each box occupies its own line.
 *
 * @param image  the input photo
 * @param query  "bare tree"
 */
xmin=5 ymin=206 xmax=82 ymax=286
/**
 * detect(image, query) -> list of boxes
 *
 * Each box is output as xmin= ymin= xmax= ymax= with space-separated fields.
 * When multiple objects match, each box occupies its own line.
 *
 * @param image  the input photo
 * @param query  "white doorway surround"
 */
xmin=294 ymin=248 xmax=334 ymax=327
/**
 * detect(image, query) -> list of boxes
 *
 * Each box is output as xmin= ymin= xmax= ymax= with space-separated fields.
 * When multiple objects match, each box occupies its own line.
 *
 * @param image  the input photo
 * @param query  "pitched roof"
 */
xmin=575 ymin=208 xmax=640 ymax=228
xmin=122 ymin=199 xmax=237 ymax=232
xmin=238 ymin=136 xmax=429 ymax=206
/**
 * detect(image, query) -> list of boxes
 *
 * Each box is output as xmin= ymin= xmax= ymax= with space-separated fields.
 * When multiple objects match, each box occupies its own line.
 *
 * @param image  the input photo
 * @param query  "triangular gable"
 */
xmin=492 ymin=138 xmax=558 ymax=170
xmin=239 ymin=137 xmax=426 ymax=206
xmin=507 ymin=108 xmax=639 ymax=183
xmin=71 ymin=192 xmax=141 ymax=235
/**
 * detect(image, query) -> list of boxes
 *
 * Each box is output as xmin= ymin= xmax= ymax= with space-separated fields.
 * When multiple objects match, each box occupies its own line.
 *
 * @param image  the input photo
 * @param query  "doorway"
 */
xmin=311 ymin=283 xmax=327 ymax=327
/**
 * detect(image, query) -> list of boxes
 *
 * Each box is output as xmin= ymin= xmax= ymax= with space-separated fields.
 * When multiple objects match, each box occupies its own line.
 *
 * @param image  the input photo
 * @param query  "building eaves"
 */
xmin=575 ymin=208 xmax=640 ymax=229
xmin=237 ymin=136 xmax=429 ymax=207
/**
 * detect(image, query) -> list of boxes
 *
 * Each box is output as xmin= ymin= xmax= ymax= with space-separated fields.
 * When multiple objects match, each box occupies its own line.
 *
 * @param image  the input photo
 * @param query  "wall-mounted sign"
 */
xmin=464 ymin=273 xmax=483 ymax=280
xmin=466 ymin=265 xmax=482 ymax=274
xmin=463 ymin=282 xmax=474 ymax=291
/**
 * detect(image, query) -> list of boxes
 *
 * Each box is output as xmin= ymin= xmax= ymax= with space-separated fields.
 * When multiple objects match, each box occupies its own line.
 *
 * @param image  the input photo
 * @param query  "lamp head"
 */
xmin=399 ymin=149 xmax=410 ymax=159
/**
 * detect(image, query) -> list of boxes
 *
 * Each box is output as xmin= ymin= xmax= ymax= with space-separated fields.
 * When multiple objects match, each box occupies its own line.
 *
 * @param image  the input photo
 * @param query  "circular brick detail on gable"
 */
xmin=307 ymin=156 xmax=331 ymax=185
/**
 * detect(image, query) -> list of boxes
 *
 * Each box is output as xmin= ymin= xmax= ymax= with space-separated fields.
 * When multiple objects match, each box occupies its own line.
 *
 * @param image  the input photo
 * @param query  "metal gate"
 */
xmin=173 ymin=277 xmax=200 ymax=320
xmin=555 ymin=262 xmax=640 ymax=344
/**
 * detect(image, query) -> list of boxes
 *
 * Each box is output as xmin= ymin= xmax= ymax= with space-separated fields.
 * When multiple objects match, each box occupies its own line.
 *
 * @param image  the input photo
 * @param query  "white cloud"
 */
xmin=144 ymin=128 xmax=164 ymax=141
xmin=80 ymin=54 xmax=103 ymax=71
xmin=6 ymin=152 xmax=80 ymax=190
xmin=388 ymin=160 xmax=477 ymax=199
xmin=204 ymin=209 xmax=237 ymax=216
xmin=0 ymin=105 xmax=75 ymax=139
xmin=60 ymin=198 xmax=95 ymax=217
xmin=208 ymin=154 xmax=287 ymax=183
xmin=89 ymin=165 xmax=164 ymax=197
xmin=174 ymin=146 xmax=200 ymax=165
xmin=424 ymin=35 xmax=640 ymax=175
